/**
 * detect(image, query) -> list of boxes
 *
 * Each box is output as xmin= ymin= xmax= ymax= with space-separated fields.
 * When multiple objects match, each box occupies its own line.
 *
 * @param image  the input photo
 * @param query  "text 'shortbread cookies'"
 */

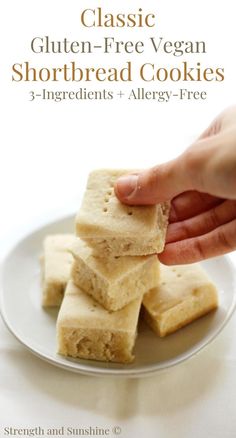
xmin=57 ymin=280 xmax=142 ymax=363
xmin=142 ymin=264 xmax=218 ymax=337
xmin=75 ymin=169 xmax=170 ymax=256
xmin=71 ymin=238 xmax=160 ymax=311
xmin=41 ymin=234 xmax=76 ymax=307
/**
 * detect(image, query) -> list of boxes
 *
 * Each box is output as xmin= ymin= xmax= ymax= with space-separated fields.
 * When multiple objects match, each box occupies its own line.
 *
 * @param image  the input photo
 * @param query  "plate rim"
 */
xmin=1 ymin=213 xmax=236 ymax=378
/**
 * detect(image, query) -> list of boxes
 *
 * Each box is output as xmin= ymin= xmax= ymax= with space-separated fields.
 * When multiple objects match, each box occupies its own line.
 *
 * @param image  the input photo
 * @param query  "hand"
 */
xmin=115 ymin=106 xmax=236 ymax=264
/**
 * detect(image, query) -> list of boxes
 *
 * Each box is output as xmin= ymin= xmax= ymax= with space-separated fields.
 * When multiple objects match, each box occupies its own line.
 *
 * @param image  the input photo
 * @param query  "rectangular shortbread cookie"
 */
xmin=142 ymin=264 xmax=218 ymax=337
xmin=76 ymin=169 xmax=170 ymax=256
xmin=71 ymin=239 xmax=160 ymax=311
xmin=41 ymin=234 xmax=76 ymax=307
xmin=57 ymin=280 xmax=142 ymax=363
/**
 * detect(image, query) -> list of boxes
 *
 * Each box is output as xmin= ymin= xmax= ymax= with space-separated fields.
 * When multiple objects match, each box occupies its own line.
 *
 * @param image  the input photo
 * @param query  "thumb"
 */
xmin=115 ymin=158 xmax=192 ymax=205
xmin=115 ymin=133 xmax=224 ymax=205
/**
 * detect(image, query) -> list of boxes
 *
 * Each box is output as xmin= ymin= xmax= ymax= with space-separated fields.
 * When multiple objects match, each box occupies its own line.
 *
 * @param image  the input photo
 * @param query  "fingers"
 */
xmin=116 ymin=105 xmax=236 ymax=207
xmin=159 ymin=219 xmax=236 ymax=265
xmin=177 ymin=132 xmax=236 ymax=200
xmin=115 ymin=134 xmax=224 ymax=205
xmin=170 ymin=191 xmax=223 ymax=223
xmin=115 ymin=159 xmax=193 ymax=205
xmin=167 ymin=199 xmax=236 ymax=243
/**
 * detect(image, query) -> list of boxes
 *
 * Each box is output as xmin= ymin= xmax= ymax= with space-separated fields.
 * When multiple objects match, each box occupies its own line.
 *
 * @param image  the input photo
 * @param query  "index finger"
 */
xmin=170 ymin=191 xmax=223 ymax=223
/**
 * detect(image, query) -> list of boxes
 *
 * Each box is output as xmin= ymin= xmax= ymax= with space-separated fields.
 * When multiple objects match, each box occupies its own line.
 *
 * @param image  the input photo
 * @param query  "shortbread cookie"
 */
xmin=142 ymin=264 xmax=218 ymax=337
xmin=41 ymin=234 xmax=76 ymax=307
xmin=76 ymin=169 xmax=170 ymax=256
xmin=71 ymin=239 xmax=159 ymax=311
xmin=57 ymin=280 xmax=142 ymax=363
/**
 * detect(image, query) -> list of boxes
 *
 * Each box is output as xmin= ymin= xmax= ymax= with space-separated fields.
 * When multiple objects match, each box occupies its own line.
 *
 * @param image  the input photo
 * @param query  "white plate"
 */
xmin=0 ymin=214 xmax=236 ymax=378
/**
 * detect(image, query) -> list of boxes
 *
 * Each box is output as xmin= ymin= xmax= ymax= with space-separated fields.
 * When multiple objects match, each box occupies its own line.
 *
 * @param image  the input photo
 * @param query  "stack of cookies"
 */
xmin=41 ymin=169 xmax=218 ymax=364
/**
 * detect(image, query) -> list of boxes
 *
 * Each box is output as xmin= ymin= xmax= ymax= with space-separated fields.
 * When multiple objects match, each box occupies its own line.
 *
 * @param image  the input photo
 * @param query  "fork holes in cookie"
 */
xmin=103 ymin=207 xmax=108 ymax=213
xmin=128 ymin=211 xmax=133 ymax=216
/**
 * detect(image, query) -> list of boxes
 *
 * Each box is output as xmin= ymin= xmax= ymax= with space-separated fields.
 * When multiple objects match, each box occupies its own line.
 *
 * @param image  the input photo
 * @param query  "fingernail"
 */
xmin=116 ymin=175 xmax=138 ymax=199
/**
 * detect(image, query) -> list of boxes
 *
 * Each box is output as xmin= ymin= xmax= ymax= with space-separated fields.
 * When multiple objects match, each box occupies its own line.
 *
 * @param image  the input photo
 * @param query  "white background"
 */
xmin=1 ymin=1 xmax=236 ymax=437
